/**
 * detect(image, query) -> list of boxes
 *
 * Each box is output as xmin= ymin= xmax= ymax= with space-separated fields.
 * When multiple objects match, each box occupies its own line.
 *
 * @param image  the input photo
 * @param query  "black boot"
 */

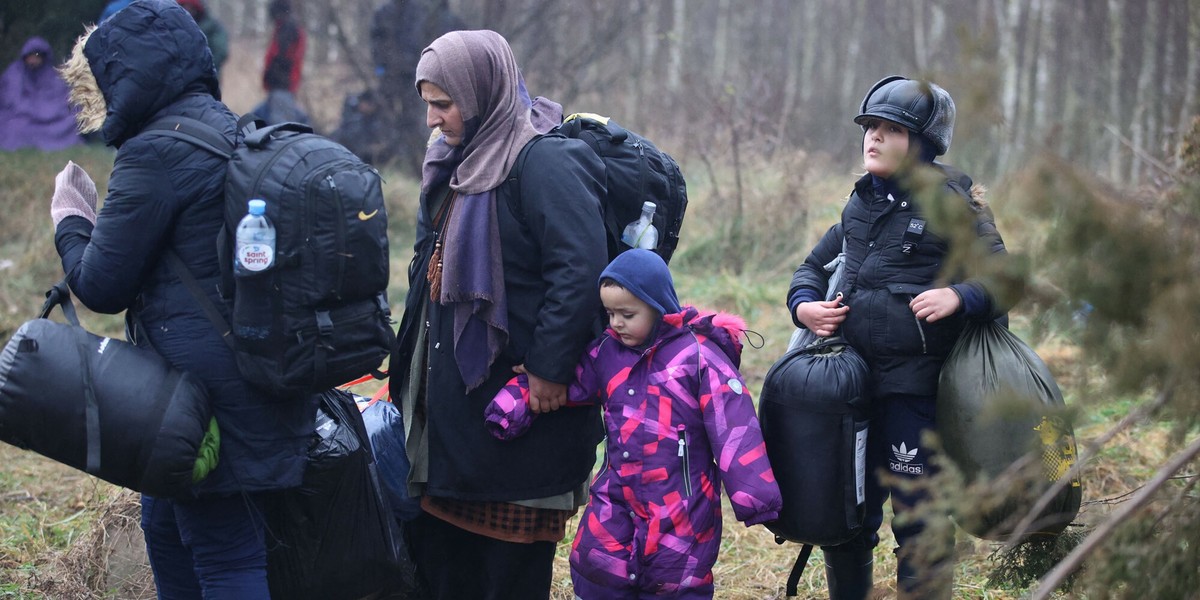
xmin=823 ymin=547 xmax=873 ymax=600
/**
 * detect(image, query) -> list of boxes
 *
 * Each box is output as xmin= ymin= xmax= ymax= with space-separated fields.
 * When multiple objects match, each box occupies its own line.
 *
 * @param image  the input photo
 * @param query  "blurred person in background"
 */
xmin=0 ymin=36 xmax=83 ymax=151
xmin=368 ymin=0 xmax=464 ymax=171
xmin=178 ymin=0 xmax=228 ymax=79
xmin=99 ymin=0 xmax=135 ymax=21
xmin=252 ymin=0 xmax=308 ymax=124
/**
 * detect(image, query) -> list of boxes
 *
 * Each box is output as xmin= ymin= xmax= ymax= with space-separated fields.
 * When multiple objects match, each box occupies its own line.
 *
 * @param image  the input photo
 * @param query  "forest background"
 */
xmin=1 ymin=0 xmax=1199 ymax=598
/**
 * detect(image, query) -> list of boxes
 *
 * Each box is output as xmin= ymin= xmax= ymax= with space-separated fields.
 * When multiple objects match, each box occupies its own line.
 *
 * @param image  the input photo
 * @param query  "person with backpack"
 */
xmin=786 ymin=76 xmax=1017 ymax=599
xmin=391 ymin=29 xmax=609 ymax=598
xmin=51 ymin=1 xmax=317 ymax=595
xmin=486 ymin=249 xmax=783 ymax=599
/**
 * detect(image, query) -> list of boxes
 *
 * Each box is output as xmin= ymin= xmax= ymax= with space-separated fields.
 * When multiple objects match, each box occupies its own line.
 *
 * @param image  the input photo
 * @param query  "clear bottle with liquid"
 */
xmin=235 ymin=199 xmax=275 ymax=274
xmin=621 ymin=201 xmax=659 ymax=250
xmin=233 ymin=198 xmax=275 ymax=341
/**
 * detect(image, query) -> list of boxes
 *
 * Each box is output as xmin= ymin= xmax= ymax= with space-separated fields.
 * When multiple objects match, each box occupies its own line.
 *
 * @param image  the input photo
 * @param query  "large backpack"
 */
xmin=146 ymin=116 xmax=394 ymax=397
xmin=508 ymin=112 xmax=688 ymax=263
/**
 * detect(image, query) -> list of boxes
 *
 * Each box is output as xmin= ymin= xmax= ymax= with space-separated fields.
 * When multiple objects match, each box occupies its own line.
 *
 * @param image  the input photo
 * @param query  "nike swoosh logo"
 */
xmin=357 ymin=209 xmax=379 ymax=221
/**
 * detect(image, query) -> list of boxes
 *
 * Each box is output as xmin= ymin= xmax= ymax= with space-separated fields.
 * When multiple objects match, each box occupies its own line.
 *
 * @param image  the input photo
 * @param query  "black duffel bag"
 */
xmin=758 ymin=336 xmax=871 ymax=596
xmin=0 ymin=281 xmax=216 ymax=497
xmin=937 ymin=320 xmax=1082 ymax=541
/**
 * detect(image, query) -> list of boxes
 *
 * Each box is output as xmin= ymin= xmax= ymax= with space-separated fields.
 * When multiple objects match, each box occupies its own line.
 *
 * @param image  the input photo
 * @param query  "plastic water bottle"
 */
xmin=233 ymin=199 xmax=275 ymax=341
xmin=234 ymin=199 xmax=275 ymax=275
xmin=621 ymin=201 xmax=659 ymax=250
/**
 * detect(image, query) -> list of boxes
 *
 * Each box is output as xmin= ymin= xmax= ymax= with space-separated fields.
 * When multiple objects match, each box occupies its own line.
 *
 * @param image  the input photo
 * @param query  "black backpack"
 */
xmin=757 ymin=336 xmax=871 ymax=596
xmin=508 ymin=112 xmax=688 ymax=263
xmin=146 ymin=116 xmax=394 ymax=397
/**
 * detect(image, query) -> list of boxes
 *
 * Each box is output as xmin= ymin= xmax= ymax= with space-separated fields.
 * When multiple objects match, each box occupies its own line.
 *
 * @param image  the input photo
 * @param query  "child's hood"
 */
xmin=599 ymin=249 xmax=681 ymax=316
xmin=660 ymin=307 xmax=748 ymax=368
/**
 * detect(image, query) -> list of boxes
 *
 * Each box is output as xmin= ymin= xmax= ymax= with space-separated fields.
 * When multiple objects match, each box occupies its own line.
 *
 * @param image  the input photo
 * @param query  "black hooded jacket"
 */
xmin=788 ymin=164 xmax=1011 ymax=397
xmin=54 ymin=0 xmax=315 ymax=495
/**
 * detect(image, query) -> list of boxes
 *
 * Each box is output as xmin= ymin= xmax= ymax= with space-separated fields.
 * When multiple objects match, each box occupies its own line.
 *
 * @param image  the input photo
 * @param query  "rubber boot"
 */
xmin=823 ymin=548 xmax=873 ymax=600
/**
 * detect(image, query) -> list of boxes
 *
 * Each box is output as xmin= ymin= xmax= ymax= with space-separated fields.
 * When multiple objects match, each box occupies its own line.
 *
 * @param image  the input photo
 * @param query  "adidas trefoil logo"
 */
xmin=891 ymin=442 xmax=918 ymax=463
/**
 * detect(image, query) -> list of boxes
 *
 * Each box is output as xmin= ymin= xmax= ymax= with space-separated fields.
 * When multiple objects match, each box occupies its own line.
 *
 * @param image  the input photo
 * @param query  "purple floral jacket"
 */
xmin=486 ymin=307 xmax=782 ymax=595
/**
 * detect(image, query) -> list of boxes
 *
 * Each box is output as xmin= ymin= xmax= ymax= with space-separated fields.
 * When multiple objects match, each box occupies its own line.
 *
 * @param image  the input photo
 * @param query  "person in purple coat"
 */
xmin=487 ymin=249 xmax=783 ymax=599
xmin=0 ymin=37 xmax=83 ymax=151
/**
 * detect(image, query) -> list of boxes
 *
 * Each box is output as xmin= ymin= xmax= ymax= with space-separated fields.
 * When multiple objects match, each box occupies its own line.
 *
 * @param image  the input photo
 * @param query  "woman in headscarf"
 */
xmin=391 ymin=29 xmax=609 ymax=599
xmin=0 ymin=36 xmax=83 ymax=151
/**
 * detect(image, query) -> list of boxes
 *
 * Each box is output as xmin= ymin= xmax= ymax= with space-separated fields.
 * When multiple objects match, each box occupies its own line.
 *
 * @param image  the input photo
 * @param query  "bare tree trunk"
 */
xmin=1176 ymin=0 xmax=1199 ymax=167
xmin=839 ymin=0 xmax=867 ymax=110
xmin=913 ymin=1 xmax=928 ymax=71
xmin=1015 ymin=0 xmax=1044 ymax=157
xmin=779 ymin=2 xmax=802 ymax=128
xmin=713 ymin=0 xmax=731 ymax=82
xmin=667 ymin=0 xmax=685 ymax=94
xmin=995 ymin=0 xmax=1026 ymax=173
xmin=796 ymin=0 xmax=818 ymax=110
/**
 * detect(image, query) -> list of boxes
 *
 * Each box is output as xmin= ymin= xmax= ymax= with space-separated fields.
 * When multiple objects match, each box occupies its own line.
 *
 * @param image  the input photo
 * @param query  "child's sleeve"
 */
xmin=484 ymin=345 xmax=603 ymax=441
xmin=697 ymin=344 xmax=782 ymax=526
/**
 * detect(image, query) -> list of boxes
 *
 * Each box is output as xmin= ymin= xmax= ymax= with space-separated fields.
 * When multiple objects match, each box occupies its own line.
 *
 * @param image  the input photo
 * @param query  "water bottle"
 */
xmin=234 ymin=199 xmax=275 ymax=275
xmin=621 ymin=201 xmax=659 ymax=250
xmin=233 ymin=199 xmax=275 ymax=341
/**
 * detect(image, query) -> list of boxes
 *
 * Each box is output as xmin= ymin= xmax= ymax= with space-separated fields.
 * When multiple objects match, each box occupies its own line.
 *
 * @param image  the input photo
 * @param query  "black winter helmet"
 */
xmin=854 ymin=76 xmax=955 ymax=156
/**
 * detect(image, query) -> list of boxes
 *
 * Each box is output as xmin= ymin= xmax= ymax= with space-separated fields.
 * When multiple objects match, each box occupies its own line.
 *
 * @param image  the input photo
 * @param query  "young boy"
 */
xmin=487 ymin=249 xmax=782 ymax=599
xmin=788 ymin=76 xmax=1015 ymax=599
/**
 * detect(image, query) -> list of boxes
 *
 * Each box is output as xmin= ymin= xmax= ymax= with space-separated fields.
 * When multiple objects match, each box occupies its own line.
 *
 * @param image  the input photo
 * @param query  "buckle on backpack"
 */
xmin=316 ymin=310 xmax=333 ymax=336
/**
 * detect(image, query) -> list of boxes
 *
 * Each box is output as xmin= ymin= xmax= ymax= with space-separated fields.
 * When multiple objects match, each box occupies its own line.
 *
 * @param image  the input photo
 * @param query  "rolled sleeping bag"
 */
xmin=758 ymin=336 xmax=871 ymax=547
xmin=937 ymin=320 xmax=1082 ymax=540
xmin=0 ymin=282 xmax=215 ymax=498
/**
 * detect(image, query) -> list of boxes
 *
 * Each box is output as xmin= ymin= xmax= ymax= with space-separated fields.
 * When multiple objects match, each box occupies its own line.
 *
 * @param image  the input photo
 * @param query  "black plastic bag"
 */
xmin=937 ymin=320 xmax=1082 ymax=540
xmin=358 ymin=397 xmax=423 ymax=522
xmin=758 ymin=337 xmax=871 ymax=546
xmin=264 ymin=388 xmax=419 ymax=599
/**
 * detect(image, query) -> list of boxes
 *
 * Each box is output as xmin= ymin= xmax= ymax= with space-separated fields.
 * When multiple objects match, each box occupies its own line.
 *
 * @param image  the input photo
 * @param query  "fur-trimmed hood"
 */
xmin=63 ymin=0 xmax=219 ymax=147
xmin=610 ymin=305 xmax=749 ymax=368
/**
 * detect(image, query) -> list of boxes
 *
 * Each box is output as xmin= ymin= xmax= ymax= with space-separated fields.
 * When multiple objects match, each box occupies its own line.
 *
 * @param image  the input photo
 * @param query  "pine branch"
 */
xmin=1002 ymin=383 xmax=1173 ymax=549
xmin=1030 ymin=432 xmax=1200 ymax=599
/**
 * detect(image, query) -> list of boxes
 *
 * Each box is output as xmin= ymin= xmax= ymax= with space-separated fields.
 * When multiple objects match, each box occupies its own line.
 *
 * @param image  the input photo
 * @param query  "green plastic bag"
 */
xmin=937 ymin=320 xmax=1082 ymax=540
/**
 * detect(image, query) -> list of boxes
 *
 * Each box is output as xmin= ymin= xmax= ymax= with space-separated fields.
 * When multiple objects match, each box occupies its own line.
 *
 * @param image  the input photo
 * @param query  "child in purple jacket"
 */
xmin=486 ymin=249 xmax=782 ymax=599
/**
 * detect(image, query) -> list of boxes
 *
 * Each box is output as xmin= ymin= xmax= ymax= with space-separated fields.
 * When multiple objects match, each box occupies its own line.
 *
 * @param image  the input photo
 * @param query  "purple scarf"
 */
xmin=416 ymin=31 xmax=562 ymax=391
xmin=0 ymin=37 xmax=83 ymax=151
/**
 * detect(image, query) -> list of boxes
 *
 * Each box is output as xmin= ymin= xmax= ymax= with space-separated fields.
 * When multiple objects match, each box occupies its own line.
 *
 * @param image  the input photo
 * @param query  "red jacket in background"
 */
xmin=263 ymin=15 xmax=305 ymax=93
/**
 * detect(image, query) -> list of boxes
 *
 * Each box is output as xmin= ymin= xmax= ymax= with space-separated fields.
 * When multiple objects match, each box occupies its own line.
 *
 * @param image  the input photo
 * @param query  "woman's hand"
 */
xmin=910 ymin=288 xmax=961 ymax=322
xmin=794 ymin=296 xmax=849 ymax=337
xmin=513 ymin=364 xmax=567 ymax=414
xmin=50 ymin=161 xmax=98 ymax=227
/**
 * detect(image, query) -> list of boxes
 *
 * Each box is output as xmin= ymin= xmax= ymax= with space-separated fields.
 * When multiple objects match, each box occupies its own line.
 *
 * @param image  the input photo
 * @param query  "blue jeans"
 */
xmin=140 ymin=494 xmax=269 ymax=599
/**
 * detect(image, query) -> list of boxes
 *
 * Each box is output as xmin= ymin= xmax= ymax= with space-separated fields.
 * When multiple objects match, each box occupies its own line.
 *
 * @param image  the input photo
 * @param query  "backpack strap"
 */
xmin=785 ymin=543 xmax=815 ymax=597
xmin=241 ymin=119 xmax=314 ymax=149
xmin=142 ymin=116 xmax=234 ymax=159
xmin=502 ymin=133 xmax=555 ymax=226
xmin=504 ymin=127 xmax=624 ymax=253
xmin=164 ymin=250 xmax=236 ymax=353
